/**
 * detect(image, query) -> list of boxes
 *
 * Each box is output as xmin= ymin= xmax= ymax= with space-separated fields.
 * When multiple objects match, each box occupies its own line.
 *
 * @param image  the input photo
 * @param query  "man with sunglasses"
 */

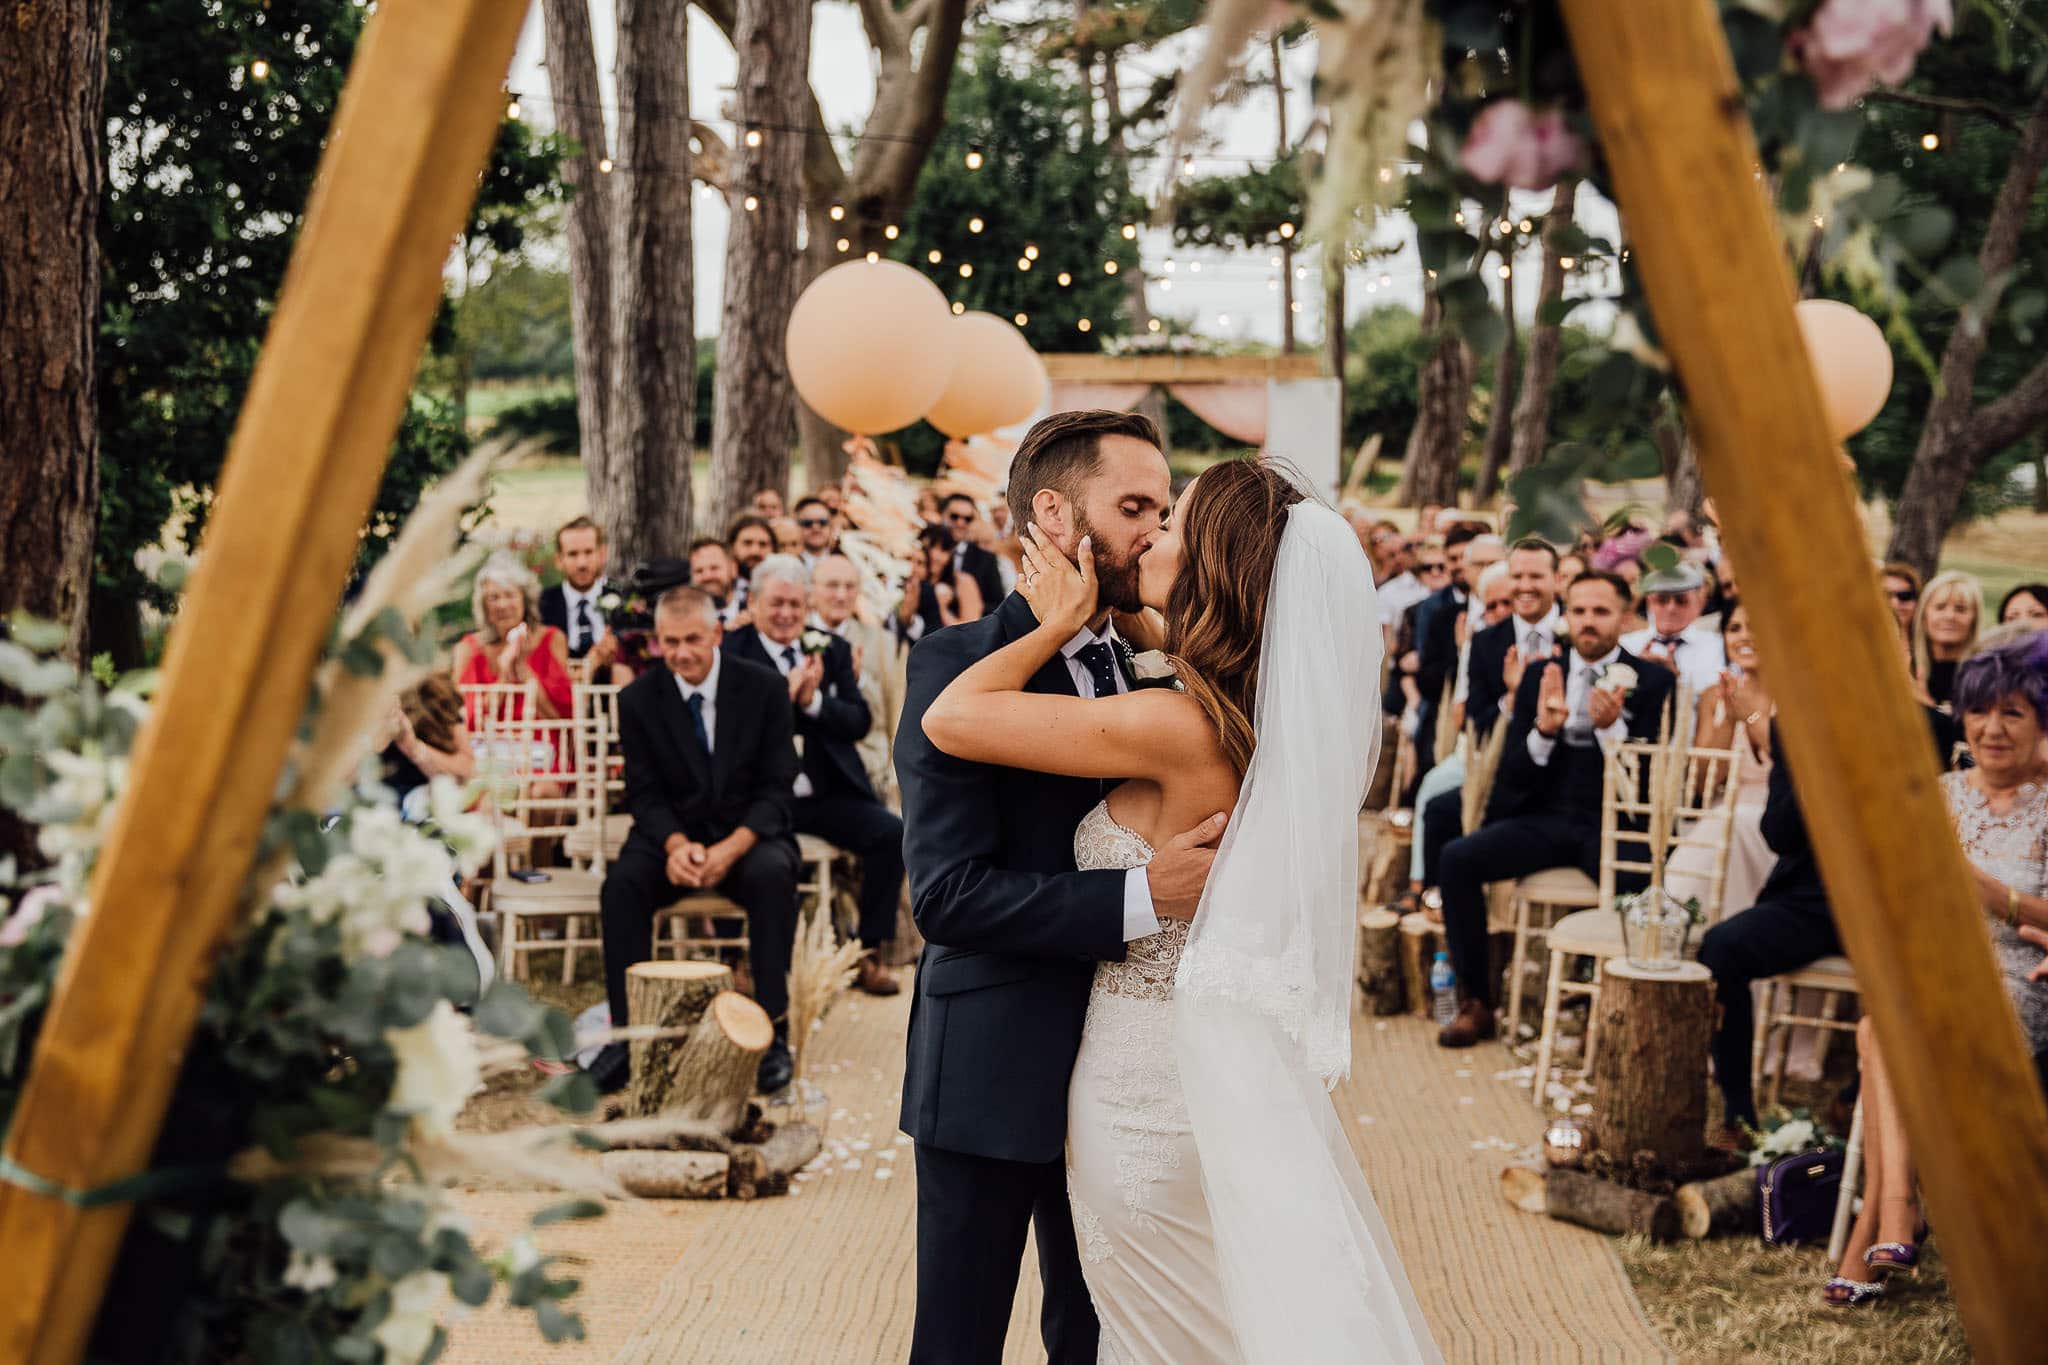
xmin=793 ymin=495 xmax=839 ymax=573
xmin=940 ymin=492 xmax=1004 ymax=620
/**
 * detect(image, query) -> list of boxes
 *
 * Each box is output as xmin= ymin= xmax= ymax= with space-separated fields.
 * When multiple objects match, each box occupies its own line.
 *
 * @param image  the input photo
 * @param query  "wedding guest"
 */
xmin=1880 ymin=561 xmax=1923 ymax=638
xmin=1913 ymin=570 xmax=1985 ymax=711
xmin=812 ymin=551 xmax=905 ymax=802
xmin=915 ymin=487 xmax=944 ymax=527
xmin=751 ymin=488 xmax=786 ymax=519
xmin=1555 ymin=552 xmax=1587 ymax=595
xmin=810 ymin=483 xmax=845 ymax=517
xmin=539 ymin=516 xmax=619 ymax=671
xmin=1413 ymin=525 xmax=1484 ymax=775
xmin=941 ymin=493 xmax=1005 ymax=616
xmin=1460 ymin=535 xmax=1508 ymax=630
xmin=771 ymin=516 xmax=803 ymax=555
xmin=378 ymin=674 xmax=475 ymax=817
xmin=2000 ymin=583 xmax=2048 ymax=628
xmin=896 ymin=525 xmax=984 ymax=641
xmin=1435 ymin=570 xmax=1678 ymax=1046
xmin=1620 ymin=561 xmax=1726 ymax=697
xmin=728 ymin=514 xmax=776 ymax=579
xmin=987 ymin=493 xmax=1011 ymax=539
xmin=1820 ymin=631 xmax=2048 ymax=1306
xmin=1418 ymin=502 xmax=1446 ymax=536
xmin=689 ymin=536 xmax=749 ymax=629
xmin=1665 ymin=603 xmax=1776 ymax=919
xmin=726 ymin=557 xmax=903 ymax=995
xmin=1377 ymin=538 xmax=1437 ymax=635
xmin=793 ymin=495 xmax=839 ymax=571
xmin=453 ymin=553 xmax=574 ymax=722
xmin=594 ymin=586 xmax=802 ymax=1095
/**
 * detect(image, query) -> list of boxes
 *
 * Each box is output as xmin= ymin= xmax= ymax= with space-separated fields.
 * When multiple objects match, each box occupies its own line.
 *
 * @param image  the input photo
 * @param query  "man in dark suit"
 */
xmin=896 ymin=409 xmax=1220 ymax=1365
xmin=725 ymin=555 xmax=903 ymax=997
xmin=940 ymin=492 xmax=1006 ymax=618
xmin=594 ymin=585 xmax=802 ymax=1095
xmin=1435 ymin=568 xmax=1678 ymax=1046
xmin=539 ymin=515 xmax=619 ymax=667
xmin=1408 ymin=523 xmax=1484 ymax=787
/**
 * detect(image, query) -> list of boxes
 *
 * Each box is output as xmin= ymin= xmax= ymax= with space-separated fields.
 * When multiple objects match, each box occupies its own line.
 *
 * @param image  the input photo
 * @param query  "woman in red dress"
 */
xmin=453 ymin=554 xmax=574 ymax=724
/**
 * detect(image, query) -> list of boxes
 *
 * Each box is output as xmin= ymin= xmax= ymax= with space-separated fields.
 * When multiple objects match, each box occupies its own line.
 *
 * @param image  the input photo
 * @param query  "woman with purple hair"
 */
xmin=1824 ymin=629 xmax=2048 ymax=1307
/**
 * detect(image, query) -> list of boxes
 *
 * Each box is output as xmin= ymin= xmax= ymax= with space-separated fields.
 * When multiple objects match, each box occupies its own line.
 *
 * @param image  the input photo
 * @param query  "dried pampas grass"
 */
xmin=786 ymin=906 xmax=862 ymax=1090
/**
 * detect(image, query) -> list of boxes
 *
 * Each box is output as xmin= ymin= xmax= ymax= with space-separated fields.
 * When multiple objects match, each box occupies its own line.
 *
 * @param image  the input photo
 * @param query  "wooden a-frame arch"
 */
xmin=0 ymin=1 xmax=2043 ymax=1360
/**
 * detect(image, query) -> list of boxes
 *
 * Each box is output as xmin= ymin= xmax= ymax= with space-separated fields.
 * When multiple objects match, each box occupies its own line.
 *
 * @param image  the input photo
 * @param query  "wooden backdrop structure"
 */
xmin=2 ymin=0 xmax=2046 ymax=1360
xmin=1562 ymin=1 xmax=2048 ymax=1359
xmin=0 ymin=2 xmax=529 ymax=1360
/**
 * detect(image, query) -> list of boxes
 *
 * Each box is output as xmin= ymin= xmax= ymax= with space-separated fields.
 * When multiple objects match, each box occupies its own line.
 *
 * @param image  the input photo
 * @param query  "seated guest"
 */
xmin=594 ymin=587 xmax=801 ymax=1094
xmin=727 ymin=514 xmax=777 ymax=616
xmin=1411 ymin=525 xmax=1484 ymax=782
xmin=896 ymin=525 xmax=984 ymax=642
xmin=750 ymin=487 xmax=786 ymax=519
xmin=812 ymin=551 xmax=905 ymax=803
xmin=378 ymin=673 xmax=476 ymax=818
xmin=793 ymin=495 xmax=840 ymax=572
xmin=539 ymin=515 xmax=627 ymax=680
xmin=609 ymin=555 xmax=691 ymax=676
xmin=688 ymin=536 xmax=749 ymax=629
xmin=1621 ymin=560 xmax=1726 ymax=697
xmin=1696 ymin=666 xmax=1959 ymax=1137
xmin=727 ymin=556 xmax=904 ymax=995
xmin=453 ymin=553 xmax=574 ymax=722
xmin=1435 ymin=570 xmax=1678 ymax=1046
xmin=915 ymin=487 xmax=943 ymax=527
xmin=1414 ymin=540 xmax=1564 ymax=905
xmin=1665 ymin=602 xmax=1775 ymax=920
xmin=939 ymin=492 xmax=1005 ymax=616
xmin=1819 ymin=631 xmax=2048 ymax=1306
xmin=1880 ymin=561 xmax=1922 ymax=639
xmin=770 ymin=516 xmax=802 ymax=555
xmin=1555 ymin=551 xmax=1586 ymax=595
xmin=1912 ymin=570 xmax=1984 ymax=712
xmin=2000 ymin=582 xmax=2048 ymax=629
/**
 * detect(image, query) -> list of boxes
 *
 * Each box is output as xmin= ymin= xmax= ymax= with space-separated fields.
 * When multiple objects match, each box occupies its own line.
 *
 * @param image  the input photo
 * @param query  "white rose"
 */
xmin=1129 ymin=650 xmax=1177 ymax=681
xmin=598 ymin=592 xmax=622 ymax=613
xmin=385 ymin=1000 xmax=481 ymax=1141
xmin=1599 ymin=664 xmax=1639 ymax=695
xmin=372 ymin=1270 xmax=448 ymax=1365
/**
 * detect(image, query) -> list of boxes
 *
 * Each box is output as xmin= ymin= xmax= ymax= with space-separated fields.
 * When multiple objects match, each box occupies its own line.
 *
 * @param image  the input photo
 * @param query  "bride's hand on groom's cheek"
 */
xmin=1020 ymin=524 xmax=1098 ymax=634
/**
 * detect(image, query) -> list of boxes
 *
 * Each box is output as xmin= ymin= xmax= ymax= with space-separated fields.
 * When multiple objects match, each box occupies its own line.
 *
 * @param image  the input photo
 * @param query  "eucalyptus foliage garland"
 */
xmin=0 ymin=613 xmax=598 ymax=1364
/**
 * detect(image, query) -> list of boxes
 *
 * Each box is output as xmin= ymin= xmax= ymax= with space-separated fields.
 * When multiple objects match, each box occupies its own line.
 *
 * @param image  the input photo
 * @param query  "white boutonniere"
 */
xmin=800 ymin=628 xmax=835 ymax=656
xmin=1551 ymin=617 xmax=1573 ymax=644
xmin=1130 ymin=649 xmax=1176 ymax=682
xmin=1597 ymin=663 xmax=1639 ymax=695
xmin=598 ymin=591 xmax=622 ymax=613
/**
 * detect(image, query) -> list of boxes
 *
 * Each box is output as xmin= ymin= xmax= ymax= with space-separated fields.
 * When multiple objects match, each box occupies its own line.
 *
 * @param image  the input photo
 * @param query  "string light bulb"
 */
xmin=1159 ymin=280 xmax=1173 ymax=291
xmin=1188 ymin=261 xmax=1201 ymax=273
xmin=951 ymin=301 xmax=965 ymax=315
xmin=1295 ymin=266 xmax=1307 ymax=280
xmin=1268 ymin=279 xmax=1279 ymax=291
xmin=1269 ymin=255 xmax=1281 ymax=267
xmin=966 ymin=145 xmax=985 ymax=170
xmin=1218 ymin=313 xmax=1230 ymax=326
xmin=829 ymin=204 xmax=845 ymax=221
xmin=958 ymin=262 xmax=973 ymax=277
xmin=1077 ymin=317 xmax=1093 ymax=332
xmin=928 ymin=249 xmax=943 ymax=264
xmin=968 ymin=216 xmax=984 ymax=233
xmin=744 ymin=195 xmax=760 ymax=212
xmin=1518 ymin=218 xmax=1533 ymax=233
xmin=598 ymin=157 xmax=614 ymax=174
xmin=1014 ymin=312 xmax=1029 ymax=326
xmin=836 ymin=237 xmax=851 ymax=252
xmin=1024 ymin=244 xmax=1039 ymax=260
xmin=1017 ymin=257 xmax=1032 ymax=271
xmin=1279 ymin=221 xmax=1296 ymax=239
xmin=1922 ymin=132 xmax=1940 ymax=150
xmin=1290 ymin=300 xmax=1302 ymax=313
xmin=1121 ymin=224 xmax=1137 ymax=240
xmin=1182 ymin=155 xmax=1195 ymax=175
xmin=1454 ymin=211 xmax=1466 ymax=226
xmin=1498 ymin=263 xmax=1511 ymax=278
xmin=745 ymin=127 xmax=763 ymax=149
xmin=1104 ymin=260 xmax=1119 ymax=275
xmin=1057 ymin=271 xmax=1072 ymax=287
xmin=866 ymin=251 xmax=879 ymax=262
xmin=884 ymin=224 xmax=900 ymax=240
xmin=1380 ymin=273 xmax=1391 ymax=287
xmin=250 ymin=59 xmax=271 ymax=80
xmin=1378 ymin=166 xmax=1393 ymax=183
xmin=505 ymin=95 xmax=520 ymax=119
xmin=1560 ymin=256 xmax=1576 ymax=270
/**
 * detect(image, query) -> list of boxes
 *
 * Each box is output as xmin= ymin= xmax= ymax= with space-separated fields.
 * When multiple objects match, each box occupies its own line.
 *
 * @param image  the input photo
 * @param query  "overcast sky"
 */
xmin=506 ymin=3 xmax=1617 ymax=347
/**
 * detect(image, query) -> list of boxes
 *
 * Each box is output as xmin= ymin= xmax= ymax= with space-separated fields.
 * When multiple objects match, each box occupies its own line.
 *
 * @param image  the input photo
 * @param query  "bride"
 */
xmin=921 ymin=458 xmax=1440 ymax=1363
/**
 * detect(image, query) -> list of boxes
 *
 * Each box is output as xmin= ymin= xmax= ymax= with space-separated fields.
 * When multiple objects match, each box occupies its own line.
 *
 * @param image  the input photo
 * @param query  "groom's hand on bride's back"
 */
xmin=1148 ymin=812 xmax=1229 ymax=921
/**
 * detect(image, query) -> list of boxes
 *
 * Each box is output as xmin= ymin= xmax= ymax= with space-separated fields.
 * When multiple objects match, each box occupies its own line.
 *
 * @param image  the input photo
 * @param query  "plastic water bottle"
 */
xmin=1430 ymin=952 xmax=1458 ymax=1027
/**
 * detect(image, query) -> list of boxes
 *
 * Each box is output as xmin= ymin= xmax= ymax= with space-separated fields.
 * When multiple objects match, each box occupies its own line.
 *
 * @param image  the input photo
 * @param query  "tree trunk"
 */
xmin=540 ymin=0 xmax=613 ymax=472
xmin=1396 ymin=292 xmax=1471 ymax=507
xmin=1674 ymin=1166 xmax=1759 ymax=1239
xmin=663 ymin=990 xmax=774 ymax=1132
xmin=603 ymin=1149 xmax=731 ymax=1198
xmin=2034 ymin=449 xmax=2048 ymax=514
xmin=1657 ymin=400 xmax=1704 ymax=516
xmin=796 ymin=221 xmax=853 ymax=490
xmin=707 ymin=0 xmax=810 ymax=530
xmin=1545 ymin=1167 xmax=1683 ymax=1240
xmin=1271 ymin=36 xmax=1295 ymax=354
xmin=728 ymin=1120 xmax=823 ymax=1199
xmin=0 ymin=0 xmax=106 ymax=660
xmin=1326 ymin=268 xmax=1348 ymax=397
xmin=1397 ymin=911 xmax=1441 ymax=1020
xmin=1507 ymin=181 xmax=1578 ymax=479
xmin=1499 ymin=1163 xmax=1548 ymax=1214
xmin=625 ymin=960 xmax=733 ymax=1118
xmin=603 ymin=0 xmax=697 ymax=568
xmin=1356 ymin=907 xmax=1404 ymax=1016
xmin=1887 ymin=83 xmax=2048 ymax=579
xmin=1475 ymin=253 xmax=1520 ymax=504
xmin=1587 ymin=959 xmax=1714 ymax=1180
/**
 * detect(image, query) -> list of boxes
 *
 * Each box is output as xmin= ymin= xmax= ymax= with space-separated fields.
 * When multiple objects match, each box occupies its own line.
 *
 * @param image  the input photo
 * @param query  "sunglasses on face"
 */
xmin=798 ymin=517 xmax=832 ymax=529
xmin=1889 ymin=589 xmax=1919 ymax=603
xmin=945 ymin=512 xmax=975 ymax=525
xmin=1420 ymin=562 xmax=1448 ymax=573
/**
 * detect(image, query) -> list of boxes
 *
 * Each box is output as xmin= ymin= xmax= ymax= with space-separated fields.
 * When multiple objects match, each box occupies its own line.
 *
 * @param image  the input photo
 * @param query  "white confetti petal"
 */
xmin=875 ymin=1168 xmax=894 ymax=1180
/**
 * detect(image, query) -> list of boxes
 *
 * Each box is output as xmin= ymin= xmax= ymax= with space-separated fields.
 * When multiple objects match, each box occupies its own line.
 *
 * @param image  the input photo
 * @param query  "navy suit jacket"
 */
xmin=1485 ymin=647 xmax=1677 ymax=827
xmin=614 ymin=657 xmax=796 ymax=858
xmin=723 ymin=625 xmax=877 ymax=803
xmin=895 ymin=592 xmax=1128 ymax=1163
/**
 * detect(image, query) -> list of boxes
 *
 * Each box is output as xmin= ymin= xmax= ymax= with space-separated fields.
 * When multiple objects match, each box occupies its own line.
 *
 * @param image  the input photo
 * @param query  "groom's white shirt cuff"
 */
xmin=1122 ymin=869 xmax=1160 ymax=941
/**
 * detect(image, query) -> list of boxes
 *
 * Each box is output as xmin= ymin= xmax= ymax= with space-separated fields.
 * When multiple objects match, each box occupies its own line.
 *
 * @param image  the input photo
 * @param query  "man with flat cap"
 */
xmin=1621 ymin=560 xmax=1726 ymax=697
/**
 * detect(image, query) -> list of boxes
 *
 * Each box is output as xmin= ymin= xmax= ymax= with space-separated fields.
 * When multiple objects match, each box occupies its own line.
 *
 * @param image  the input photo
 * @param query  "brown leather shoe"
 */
xmin=854 ymin=950 xmax=901 ymax=996
xmin=1436 ymin=999 xmax=1497 ymax=1048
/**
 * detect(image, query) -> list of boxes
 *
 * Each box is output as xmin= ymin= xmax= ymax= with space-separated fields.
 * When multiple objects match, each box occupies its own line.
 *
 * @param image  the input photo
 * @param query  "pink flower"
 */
xmin=1460 ymin=100 xmax=1586 ymax=191
xmin=0 ymin=886 xmax=63 ymax=947
xmin=1793 ymin=0 xmax=1953 ymax=110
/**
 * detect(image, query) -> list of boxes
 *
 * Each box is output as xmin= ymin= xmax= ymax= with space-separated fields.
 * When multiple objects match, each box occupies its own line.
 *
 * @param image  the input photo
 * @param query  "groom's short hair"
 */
xmin=1006 ymin=409 xmax=1163 ymax=534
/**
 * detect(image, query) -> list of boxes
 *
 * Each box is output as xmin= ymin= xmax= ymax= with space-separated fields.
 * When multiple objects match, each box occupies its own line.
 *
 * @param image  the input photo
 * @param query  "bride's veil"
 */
xmin=1173 ymin=497 xmax=1442 ymax=1362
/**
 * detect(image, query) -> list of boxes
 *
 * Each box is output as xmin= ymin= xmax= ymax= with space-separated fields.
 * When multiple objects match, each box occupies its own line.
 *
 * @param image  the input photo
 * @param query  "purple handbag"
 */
xmin=1757 ymin=1148 xmax=1844 ymax=1245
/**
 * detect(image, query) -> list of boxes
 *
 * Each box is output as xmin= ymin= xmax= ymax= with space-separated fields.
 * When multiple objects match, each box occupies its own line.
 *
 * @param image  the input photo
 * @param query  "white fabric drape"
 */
xmin=1173 ymin=500 xmax=1441 ymax=1363
xmin=1048 ymin=382 xmax=1152 ymax=413
xmin=1166 ymin=382 xmax=1270 ymax=446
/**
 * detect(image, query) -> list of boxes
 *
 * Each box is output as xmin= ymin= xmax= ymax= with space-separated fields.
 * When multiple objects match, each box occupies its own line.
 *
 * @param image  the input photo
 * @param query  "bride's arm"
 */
xmin=922 ymin=529 xmax=1211 ymax=781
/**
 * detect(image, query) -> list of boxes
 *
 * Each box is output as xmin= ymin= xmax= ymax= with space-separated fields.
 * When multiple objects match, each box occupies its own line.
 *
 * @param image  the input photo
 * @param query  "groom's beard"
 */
xmin=1072 ymin=512 xmax=1144 ymax=614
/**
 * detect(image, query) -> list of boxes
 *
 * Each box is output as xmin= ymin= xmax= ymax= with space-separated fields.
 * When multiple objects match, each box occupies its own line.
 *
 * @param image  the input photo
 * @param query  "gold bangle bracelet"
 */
xmin=2011 ymin=886 xmax=2024 ymax=928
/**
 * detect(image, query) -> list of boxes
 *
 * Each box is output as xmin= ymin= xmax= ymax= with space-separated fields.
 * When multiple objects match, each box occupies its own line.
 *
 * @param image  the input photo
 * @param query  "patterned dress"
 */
xmin=1065 ymin=801 xmax=1238 ymax=1364
xmin=1941 ymin=771 xmax=2048 ymax=1055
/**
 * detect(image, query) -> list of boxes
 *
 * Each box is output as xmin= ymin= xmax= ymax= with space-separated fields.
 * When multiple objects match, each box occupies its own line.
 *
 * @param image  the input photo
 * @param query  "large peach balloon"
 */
xmin=786 ymin=260 xmax=957 ymax=434
xmin=925 ymin=312 xmax=1049 ymax=438
xmin=1795 ymin=298 xmax=1893 ymax=441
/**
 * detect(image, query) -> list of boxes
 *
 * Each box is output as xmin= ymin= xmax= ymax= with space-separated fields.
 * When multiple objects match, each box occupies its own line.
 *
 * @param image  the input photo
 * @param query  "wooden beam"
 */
xmin=1038 ymin=352 xmax=1325 ymax=383
xmin=0 ymin=3 xmax=528 ymax=1360
xmin=1559 ymin=3 xmax=2048 ymax=1359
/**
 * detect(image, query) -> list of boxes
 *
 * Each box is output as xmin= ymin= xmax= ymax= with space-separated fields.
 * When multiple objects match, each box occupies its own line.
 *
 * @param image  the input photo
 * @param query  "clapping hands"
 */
xmin=1019 ymin=524 xmax=1099 ymax=637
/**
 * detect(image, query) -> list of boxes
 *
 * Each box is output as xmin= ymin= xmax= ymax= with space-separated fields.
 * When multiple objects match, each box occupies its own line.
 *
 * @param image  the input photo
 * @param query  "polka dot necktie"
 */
xmin=1075 ymin=641 xmax=1121 ymax=698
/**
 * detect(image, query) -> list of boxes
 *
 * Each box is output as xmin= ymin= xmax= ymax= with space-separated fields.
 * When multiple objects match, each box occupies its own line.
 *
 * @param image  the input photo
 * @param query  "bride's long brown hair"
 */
xmin=1163 ymin=458 xmax=1306 ymax=775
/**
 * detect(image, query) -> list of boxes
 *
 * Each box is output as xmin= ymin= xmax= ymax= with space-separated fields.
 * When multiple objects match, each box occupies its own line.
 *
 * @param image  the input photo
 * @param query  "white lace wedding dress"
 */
xmin=1067 ymin=800 xmax=1237 ymax=1363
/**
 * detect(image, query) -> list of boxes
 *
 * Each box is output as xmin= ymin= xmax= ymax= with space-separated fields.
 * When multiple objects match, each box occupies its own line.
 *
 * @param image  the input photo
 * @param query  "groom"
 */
xmin=896 ymin=409 xmax=1225 ymax=1364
